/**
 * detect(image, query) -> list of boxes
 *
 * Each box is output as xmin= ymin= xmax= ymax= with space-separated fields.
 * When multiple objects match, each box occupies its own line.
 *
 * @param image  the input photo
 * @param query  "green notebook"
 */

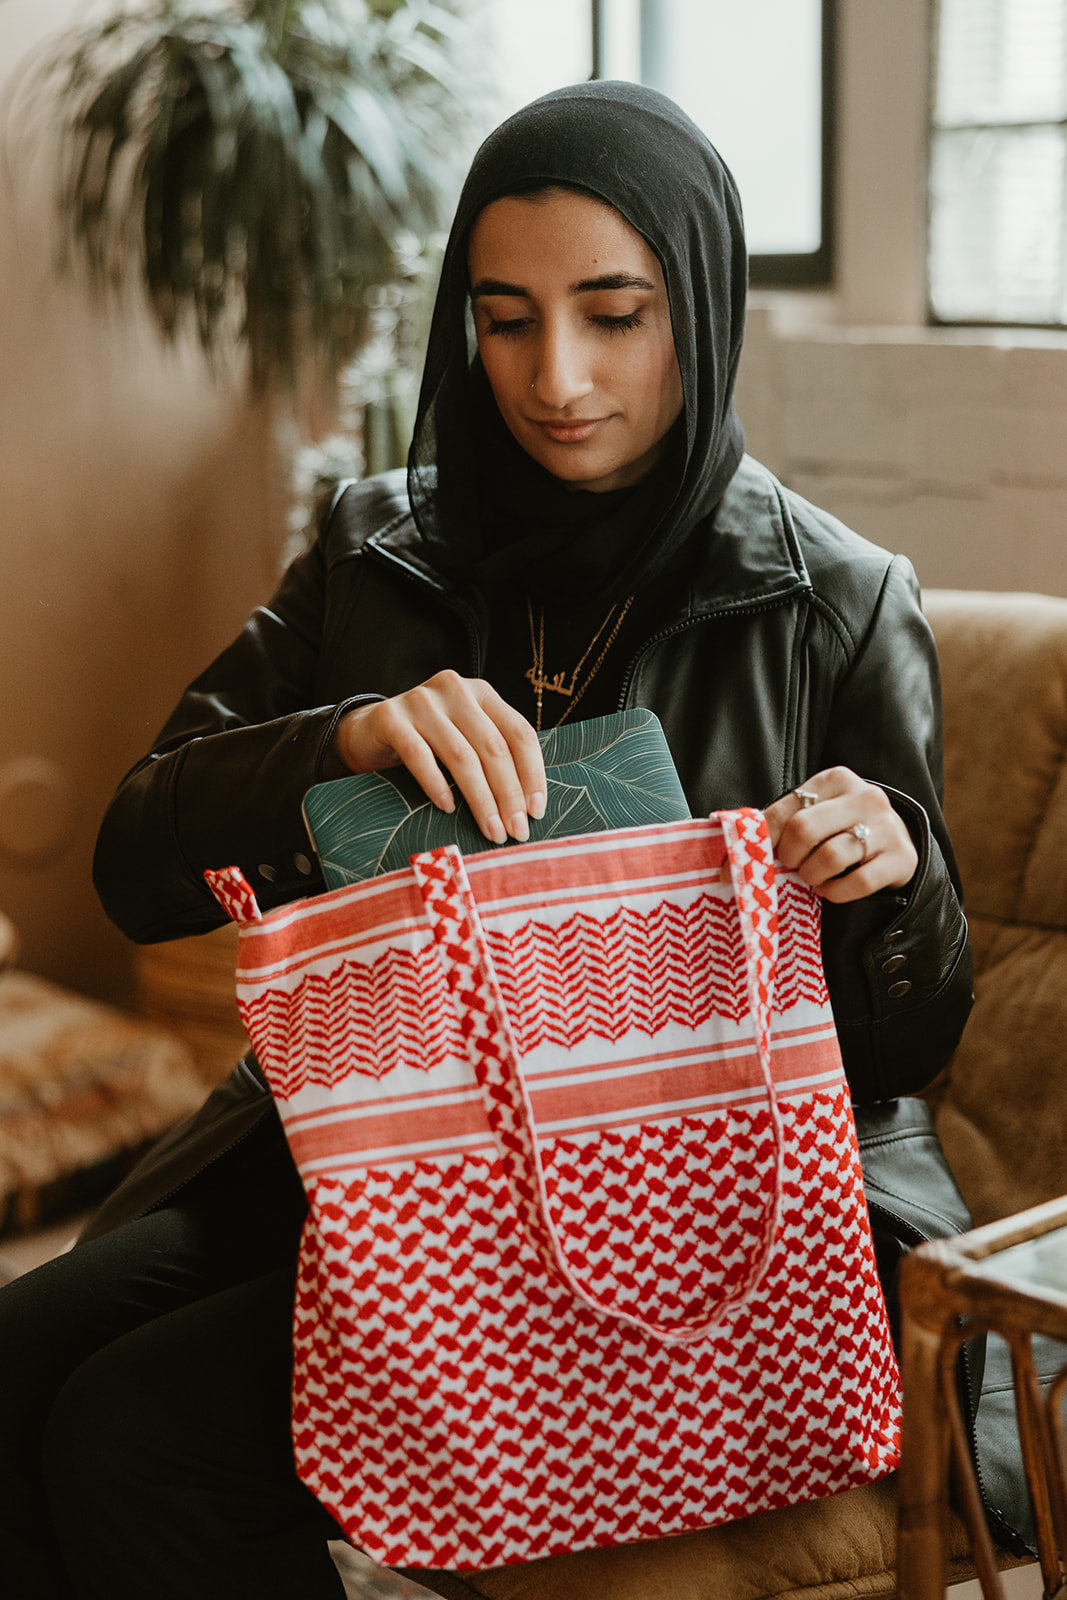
xmin=302 ymin=709 xmax=691 ymax=888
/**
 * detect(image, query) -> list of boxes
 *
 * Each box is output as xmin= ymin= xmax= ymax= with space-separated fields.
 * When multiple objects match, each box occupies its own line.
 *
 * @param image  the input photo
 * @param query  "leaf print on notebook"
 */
xmin=302 ymin=709 xmax=691 ymax=886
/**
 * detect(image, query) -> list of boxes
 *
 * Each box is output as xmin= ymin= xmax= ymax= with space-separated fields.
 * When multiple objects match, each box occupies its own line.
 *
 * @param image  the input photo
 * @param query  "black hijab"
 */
xmin=407 ymin=80 xmax=747 ymax=605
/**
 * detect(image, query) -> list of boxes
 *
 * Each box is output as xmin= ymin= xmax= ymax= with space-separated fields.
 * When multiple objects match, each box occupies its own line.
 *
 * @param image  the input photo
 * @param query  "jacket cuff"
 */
xmin=172 ymin=700 xmax=378 ymax=924
xmin=316 ymin=695 xmax=385 ymax=782
xmin=821 ymin=787 xmax=973 ymax=1102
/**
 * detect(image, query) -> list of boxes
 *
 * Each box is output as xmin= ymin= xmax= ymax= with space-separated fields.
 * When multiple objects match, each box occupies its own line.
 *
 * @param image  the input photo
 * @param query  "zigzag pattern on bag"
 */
xmin=411 ymin=846 xmax=562 ymax=1290
xmin=290 ymin=1091 xmax=901 ymax=1570
xmin=486 ymin=875 xmax=824 ymax=1058
xmin=242 ymin=876 xmax=827 ymax=1097
xmin=538 ymin=1114 xmax=780 ymax=1319
xmin=225 ymin=814 xmax=902 ymax=1567
xmin=241 ymin=944 xmax=465 ymax=1094
xmin=413 ymin=839 xmax=785 ymax=1346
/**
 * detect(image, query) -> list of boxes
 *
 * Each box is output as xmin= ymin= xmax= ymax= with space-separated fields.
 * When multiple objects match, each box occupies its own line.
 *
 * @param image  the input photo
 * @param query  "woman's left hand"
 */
xmin=761 ymin=766 xmax=918 ymax=903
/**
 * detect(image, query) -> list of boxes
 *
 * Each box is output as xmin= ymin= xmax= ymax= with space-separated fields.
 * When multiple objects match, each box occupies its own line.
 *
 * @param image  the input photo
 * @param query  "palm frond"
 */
xmin=17 ymin=0 xmax=471 ymax=394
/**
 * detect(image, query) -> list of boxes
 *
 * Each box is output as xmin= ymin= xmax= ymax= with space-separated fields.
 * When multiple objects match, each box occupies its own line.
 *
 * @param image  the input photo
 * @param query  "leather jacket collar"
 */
xmin=364 ymin=457 xmax=811 ymax=629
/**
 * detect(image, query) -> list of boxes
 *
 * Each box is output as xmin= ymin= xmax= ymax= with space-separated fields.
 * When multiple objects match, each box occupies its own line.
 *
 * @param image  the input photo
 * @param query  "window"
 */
xmin=477 ymin=0 xmax=835 ymax=288
xmin=477 ymin=0 xmax=593 ymax=115
xmin=930 ymin=0 xmax=1067 ymax=325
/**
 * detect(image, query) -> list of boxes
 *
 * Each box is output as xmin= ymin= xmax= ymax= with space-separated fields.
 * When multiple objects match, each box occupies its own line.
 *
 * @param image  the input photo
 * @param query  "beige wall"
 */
xmin=0 ymin=0 xmax=283 ymax=1002
xmin=737 ymin=315 xmax=1067 ymax=598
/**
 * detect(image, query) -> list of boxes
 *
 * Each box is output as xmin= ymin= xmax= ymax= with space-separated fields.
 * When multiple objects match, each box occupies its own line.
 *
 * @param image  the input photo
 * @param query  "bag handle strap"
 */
xmin=412 ymin=810 xmax=784 ymax=1347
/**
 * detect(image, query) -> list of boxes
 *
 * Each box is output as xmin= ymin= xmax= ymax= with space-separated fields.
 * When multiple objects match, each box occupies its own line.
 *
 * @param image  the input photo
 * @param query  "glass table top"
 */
xmin=967 ymin=1228 xmax=1067 ymax=1299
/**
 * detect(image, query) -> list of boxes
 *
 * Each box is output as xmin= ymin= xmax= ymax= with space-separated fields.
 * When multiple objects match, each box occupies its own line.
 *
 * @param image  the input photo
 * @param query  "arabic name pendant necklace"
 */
xmin=525 ymin=594 xmax=635 ymax=732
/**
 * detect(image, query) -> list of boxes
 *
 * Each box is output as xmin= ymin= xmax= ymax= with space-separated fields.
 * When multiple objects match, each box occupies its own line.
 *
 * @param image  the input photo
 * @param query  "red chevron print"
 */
xmin=209 ymin=811 xmax=901 ymax=1567
xmin=241 ymin=944 xmax=466 ymax=1094
xmin=238 ymin=875 xmax=827 ymax=1096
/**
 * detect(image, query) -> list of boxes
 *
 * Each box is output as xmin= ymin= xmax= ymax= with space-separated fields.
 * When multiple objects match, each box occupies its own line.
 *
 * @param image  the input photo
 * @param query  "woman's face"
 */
xmin=467 ymin=188 xmax=683 ymax=494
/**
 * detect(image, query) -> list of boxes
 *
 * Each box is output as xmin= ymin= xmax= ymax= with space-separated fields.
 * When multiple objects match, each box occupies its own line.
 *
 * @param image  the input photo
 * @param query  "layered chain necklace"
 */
xmin=525 ymin=594 xmax=634 ymax=732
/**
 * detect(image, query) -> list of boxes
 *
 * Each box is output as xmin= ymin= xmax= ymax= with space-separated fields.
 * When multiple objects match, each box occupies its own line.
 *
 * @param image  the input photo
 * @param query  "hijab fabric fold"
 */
xmin=407 ymin=80 xmax=748 ymax=605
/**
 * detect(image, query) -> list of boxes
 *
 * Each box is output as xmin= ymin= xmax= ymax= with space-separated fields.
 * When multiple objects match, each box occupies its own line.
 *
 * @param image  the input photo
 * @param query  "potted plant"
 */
xmin=18 ymin=0 xmax=469 ymax=401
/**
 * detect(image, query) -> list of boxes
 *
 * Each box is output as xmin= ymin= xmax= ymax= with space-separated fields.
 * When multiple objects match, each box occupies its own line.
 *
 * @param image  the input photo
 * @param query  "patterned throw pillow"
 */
xmin=0 ymin=967 xmax=207 ymax=1235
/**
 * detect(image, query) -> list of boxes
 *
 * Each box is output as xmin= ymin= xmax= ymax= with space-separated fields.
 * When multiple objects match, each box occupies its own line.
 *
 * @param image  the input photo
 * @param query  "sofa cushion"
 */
xmin=923 ymin=589 xmax=1067 ymax=1226
xmin=400 ymin=1478 xmax=989 ymax=1600
xmin=0 ymin=968 xmax=210 ymax=1233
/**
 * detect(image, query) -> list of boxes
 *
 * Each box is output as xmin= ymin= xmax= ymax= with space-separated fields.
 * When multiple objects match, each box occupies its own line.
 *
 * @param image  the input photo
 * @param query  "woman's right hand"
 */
xmin=333 ymin=671 xmax=547 ymax=844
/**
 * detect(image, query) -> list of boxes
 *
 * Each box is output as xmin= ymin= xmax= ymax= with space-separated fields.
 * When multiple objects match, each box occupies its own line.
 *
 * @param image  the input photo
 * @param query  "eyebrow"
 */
xmin=470 ymin=272 xmax=657 ymax=299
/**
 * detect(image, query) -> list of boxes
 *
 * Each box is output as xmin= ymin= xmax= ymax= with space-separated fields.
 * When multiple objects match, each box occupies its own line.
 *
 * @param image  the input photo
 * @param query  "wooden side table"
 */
xmin=897 ymin=1196 xmax=1067 ymax=1600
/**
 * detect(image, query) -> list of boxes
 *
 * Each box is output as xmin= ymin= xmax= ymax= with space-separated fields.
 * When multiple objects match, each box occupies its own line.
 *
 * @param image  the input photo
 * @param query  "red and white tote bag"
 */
xmin=205 ymin=810 xmax=901 ymax=1571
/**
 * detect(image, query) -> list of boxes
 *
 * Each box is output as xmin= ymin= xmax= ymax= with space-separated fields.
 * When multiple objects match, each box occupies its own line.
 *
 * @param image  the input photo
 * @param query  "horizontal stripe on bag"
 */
xmin=444 ymin=872 xmax=733 ymax=927
xmin=465 ymin=818 xmax=725 ymax=879
xmin=523 ymin=1019 xmax=839 ymax=1094
xmin=234 ymin=880 xmax=736 ymax=985
xmin=291 ymin=1072 xmax=839 ymax=1177
xmin=466 ymin=820 xmax=726 ymax=881
xmin=282 ymin=1041 xmax=842 ymax=1173
xmin=531 ymin=1062 xmax=841 ymax=1136
xmin=236 ymin=891 xmax=426 ymax=978
xmin=242 ymin=869 xmax=419 ymax=936
xmin=235 ymin=917 xmax=432 ymax=983
xmin=283 ymin=1079 xmax=482 ymax=1129
xmin=235 ymin=821 xmax=748 ymax=980
xmin=467 ymin=870 xmax=735 ymax=921
xmin=276 ymin=1020 xmax=839 ymax=1127
xmin=235 ymin=870 xmax=740 ymax=984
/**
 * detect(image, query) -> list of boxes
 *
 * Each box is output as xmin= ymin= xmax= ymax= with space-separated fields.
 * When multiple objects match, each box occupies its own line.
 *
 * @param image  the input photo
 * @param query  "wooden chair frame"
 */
xmin=897 ymin=1196 xmax=1067 ymax=1600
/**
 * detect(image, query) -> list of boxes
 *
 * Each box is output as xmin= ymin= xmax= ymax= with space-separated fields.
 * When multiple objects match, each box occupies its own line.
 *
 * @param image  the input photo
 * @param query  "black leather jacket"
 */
xmin=94 ymin=455 xmax=971 ymax=1112
xmin=81 ymin=459 xmax=998 ymax=1529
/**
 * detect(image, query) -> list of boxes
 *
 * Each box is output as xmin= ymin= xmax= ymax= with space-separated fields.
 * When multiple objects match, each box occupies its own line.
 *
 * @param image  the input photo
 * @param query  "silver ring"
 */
xmin=850 ymin=822 xmax=871 ymax=857
xmin=794 ymin=787 xmax=819 ymax=809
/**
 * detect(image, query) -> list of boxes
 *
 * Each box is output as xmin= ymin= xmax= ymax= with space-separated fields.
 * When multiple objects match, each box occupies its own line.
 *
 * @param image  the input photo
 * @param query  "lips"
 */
xmin=529 ymin=417 xmax=606 ymax=443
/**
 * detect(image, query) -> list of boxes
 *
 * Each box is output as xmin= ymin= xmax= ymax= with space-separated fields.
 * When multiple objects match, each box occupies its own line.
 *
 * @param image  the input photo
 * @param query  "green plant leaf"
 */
xmin=17 ymin=0 xmax=472 ymax=395
xmin=538 ymin=783 xmax=611 ymax=840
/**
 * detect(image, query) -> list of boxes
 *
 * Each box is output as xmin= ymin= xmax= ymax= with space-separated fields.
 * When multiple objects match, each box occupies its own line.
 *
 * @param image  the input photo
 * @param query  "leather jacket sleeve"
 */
xmin=812 ymin=556 xmax=972 ymax=1103
xmin=92 ymin=527 xmax=371 ymax=942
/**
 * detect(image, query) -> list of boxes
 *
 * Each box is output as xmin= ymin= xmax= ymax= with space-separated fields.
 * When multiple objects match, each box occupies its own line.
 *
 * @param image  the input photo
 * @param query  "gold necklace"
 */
xmin=525 ymin=594 xmax=634 ymax=731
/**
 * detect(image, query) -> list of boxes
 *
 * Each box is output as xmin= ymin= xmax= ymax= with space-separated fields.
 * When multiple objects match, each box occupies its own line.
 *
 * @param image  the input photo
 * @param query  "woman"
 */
xmin=0 ymin=82 xmax=971 ymax=1598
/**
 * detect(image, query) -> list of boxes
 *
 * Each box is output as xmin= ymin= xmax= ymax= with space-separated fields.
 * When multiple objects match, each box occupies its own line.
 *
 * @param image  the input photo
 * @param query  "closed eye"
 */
xmin=591 ymin=310 xmax=644 ymax=334
xmin=483 ymin=309 xmax=645 ymax=339
xmin=484 ymin=316 xmax=533 ymax=339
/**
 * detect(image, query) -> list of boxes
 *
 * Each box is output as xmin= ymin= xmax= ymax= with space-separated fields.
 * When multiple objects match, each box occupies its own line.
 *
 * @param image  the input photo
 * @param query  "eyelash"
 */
xmin=594 ymin=310 xmax=644 ymax=336
xmin=484 ymin=310 xmax=644 ymax=340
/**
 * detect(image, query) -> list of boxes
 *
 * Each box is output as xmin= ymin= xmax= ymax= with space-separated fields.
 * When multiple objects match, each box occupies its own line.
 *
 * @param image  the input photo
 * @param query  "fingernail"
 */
xmin=485 ymin=814 xmax=507 ymax=845
xmin=436 ymin=791 xmax=455 ymax=813
xmin=528 ymin=791 xmax=546 ymax=820
xmin=508 ymin=811 xmax=530 ymax=843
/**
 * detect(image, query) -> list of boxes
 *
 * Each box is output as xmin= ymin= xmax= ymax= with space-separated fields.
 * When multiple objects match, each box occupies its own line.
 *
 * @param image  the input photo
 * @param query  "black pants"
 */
xmin=0 ymin=1113 xmax=347 ymax=1600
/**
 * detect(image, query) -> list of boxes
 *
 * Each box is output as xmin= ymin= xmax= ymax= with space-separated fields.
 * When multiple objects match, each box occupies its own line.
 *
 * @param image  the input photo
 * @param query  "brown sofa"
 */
xmin=383 ymin=588 xmax=1067 ymax=1600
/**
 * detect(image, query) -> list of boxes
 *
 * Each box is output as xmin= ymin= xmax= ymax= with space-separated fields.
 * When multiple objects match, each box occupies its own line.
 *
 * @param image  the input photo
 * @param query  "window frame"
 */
xmin=926 ymin=0 xmax=1067 ymax=330
xmin=590 ymin=0 xmax=837 ymax=289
